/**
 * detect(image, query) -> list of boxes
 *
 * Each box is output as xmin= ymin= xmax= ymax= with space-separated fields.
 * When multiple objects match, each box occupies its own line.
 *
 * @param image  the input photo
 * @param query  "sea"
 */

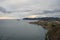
xmin=0 ymin=19 xmax=47 ymax=40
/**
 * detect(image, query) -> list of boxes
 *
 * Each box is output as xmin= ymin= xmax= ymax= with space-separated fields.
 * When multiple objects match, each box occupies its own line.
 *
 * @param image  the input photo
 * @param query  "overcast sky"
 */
xmin=0 ymin=0 xmax=60 ymax=18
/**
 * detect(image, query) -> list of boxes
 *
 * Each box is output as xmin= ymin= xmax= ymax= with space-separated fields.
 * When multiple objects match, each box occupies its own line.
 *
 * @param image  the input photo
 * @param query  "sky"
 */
xmin=0 ymin=0 xmax=60 ymax=19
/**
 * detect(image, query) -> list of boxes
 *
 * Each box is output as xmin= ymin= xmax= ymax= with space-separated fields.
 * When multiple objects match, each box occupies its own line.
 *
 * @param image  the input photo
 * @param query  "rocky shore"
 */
xmin=29 ymin=20 xmax=60 ymax=40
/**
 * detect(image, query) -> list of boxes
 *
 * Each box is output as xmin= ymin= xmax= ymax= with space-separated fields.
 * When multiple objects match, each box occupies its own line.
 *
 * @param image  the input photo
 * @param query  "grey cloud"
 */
xmin=43 ymin=10 xmax=54 ymax=13
xmin=29 ymin=9 xmax=60 ymax=17
xmin=32 ymin=9 xmax=60 ymax=14
xmin=0 ymin=7 xmax=13 ymax=13
xmin=43 ymin=9 xmax=60 ymax=13
xmin=0 ymin=7 xmax=6 ymax=13
xmin=0 ymin=0 xmax=60 ymax=18
xmin=54 ymin=9 xmax=60 ymax=12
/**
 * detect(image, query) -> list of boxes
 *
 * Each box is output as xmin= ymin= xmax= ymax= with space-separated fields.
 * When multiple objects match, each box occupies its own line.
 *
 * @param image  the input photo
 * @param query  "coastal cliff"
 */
xmin=29 ymin=20 xmax=60 ymax=40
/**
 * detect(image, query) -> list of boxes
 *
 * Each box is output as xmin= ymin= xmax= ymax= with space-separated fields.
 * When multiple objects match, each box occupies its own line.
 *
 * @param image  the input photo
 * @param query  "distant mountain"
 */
xmin=23 ymin=17 xmax=60 ymax=21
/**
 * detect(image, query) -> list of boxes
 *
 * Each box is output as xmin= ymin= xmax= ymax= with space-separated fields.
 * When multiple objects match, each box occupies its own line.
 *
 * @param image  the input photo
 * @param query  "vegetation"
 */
xmin=29 ymin=20 xmax=60 ymax=40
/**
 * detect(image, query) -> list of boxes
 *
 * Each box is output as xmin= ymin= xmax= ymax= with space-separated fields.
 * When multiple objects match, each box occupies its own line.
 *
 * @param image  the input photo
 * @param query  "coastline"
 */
xmin=29 ymin=20 xmax=60 ymax=40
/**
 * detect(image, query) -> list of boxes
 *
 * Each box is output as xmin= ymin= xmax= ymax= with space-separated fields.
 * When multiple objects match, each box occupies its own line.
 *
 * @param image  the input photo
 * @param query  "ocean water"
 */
xmin=0 ymin=19 xmax=47 ymax=40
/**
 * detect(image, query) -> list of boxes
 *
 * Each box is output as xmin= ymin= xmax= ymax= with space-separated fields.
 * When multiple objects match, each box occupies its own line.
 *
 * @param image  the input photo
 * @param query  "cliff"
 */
xmin=29 ymin=20 xmax=60 ymax=40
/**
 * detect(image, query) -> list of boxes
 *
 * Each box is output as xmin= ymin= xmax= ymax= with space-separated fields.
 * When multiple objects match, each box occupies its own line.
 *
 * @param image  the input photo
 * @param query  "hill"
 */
xmin=23 ymin=17 xmax=60 ymax=21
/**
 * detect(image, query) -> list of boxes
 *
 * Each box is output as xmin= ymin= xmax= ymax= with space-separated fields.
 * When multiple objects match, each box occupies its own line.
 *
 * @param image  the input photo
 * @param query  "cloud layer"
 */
xmin=0 ymin=0 xmax=60 ymax=18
